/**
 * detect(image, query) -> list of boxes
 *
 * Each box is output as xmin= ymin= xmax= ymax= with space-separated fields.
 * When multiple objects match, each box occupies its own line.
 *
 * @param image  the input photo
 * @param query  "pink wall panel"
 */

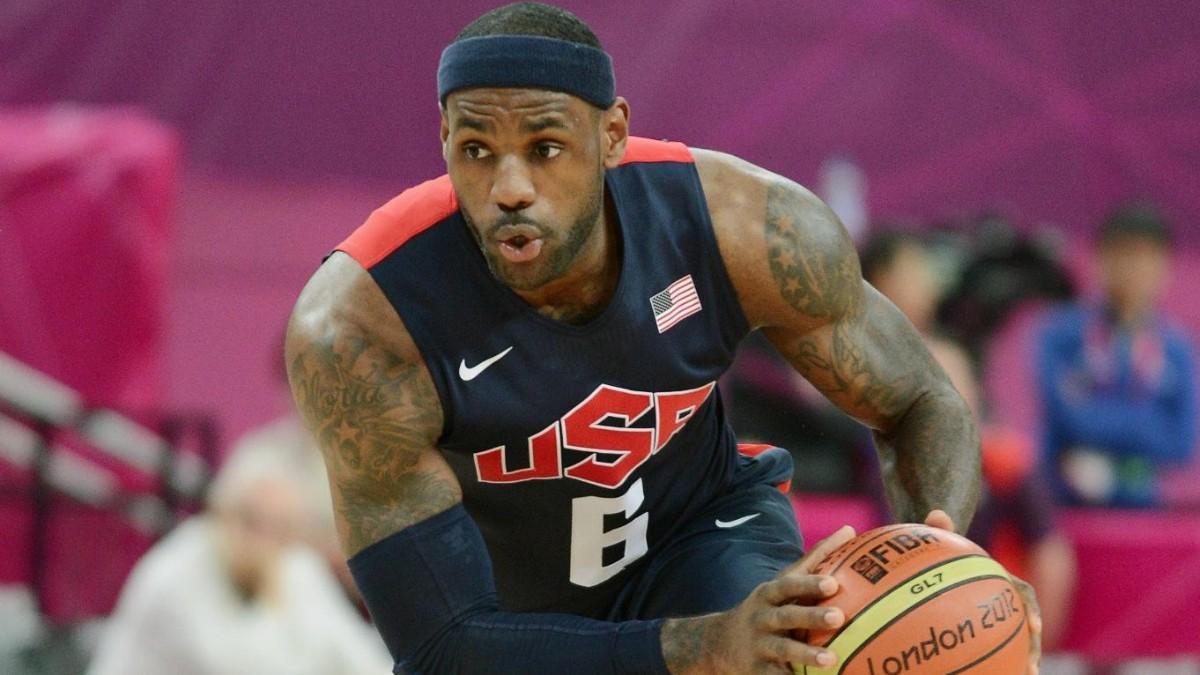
xmin=3 ymin=1 xmax=1197 ymax=241
xmin=165 ymin=172 xmax=399 ymax=443
xmin=0 ymin=108 xmax=177 ymax=410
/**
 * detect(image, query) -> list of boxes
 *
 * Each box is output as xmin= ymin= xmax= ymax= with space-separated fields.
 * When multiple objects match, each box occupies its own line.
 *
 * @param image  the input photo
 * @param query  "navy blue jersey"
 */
xmin=337 ymin=138 xmax=754 ymax=618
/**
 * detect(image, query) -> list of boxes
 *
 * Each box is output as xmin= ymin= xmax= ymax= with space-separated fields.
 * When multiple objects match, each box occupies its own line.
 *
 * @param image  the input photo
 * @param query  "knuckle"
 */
xmin=776 ymin=604 xmax=809 ymax=629
xmin=792 ymin=643 xmax=828 ymax=667
xmin=797 ymin=606 xmax=829 ymax=629
xmin=771 ymin=637 xmax=799 ymax=662
xmin=797 ymin=574 xmax=824 ymax=597
xmin=765 ymin=605 xmax=791 ymax=630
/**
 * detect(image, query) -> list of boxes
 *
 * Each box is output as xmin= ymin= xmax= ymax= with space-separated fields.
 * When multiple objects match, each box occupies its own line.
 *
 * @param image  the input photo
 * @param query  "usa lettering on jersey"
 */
xmin=473 ymin=381 xmax=716 ymax=489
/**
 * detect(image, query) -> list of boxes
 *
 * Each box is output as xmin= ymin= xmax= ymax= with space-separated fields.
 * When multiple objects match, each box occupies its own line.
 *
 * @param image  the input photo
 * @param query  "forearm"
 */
xmin=350 ymin=504 xmax=670 ymax=675
xmin=873 ymin=385 xmax=981 ymax=529
xmin=415 ymin=609 xmax=667 ymax=675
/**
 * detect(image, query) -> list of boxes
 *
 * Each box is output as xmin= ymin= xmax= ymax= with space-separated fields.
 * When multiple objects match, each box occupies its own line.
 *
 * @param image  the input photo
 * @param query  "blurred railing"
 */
xmin=0 ymin=352 xmax=216 ymax=621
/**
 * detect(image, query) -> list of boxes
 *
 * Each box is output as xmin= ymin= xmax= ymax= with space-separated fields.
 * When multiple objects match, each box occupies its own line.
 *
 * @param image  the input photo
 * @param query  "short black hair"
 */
xmin=1099 ymin=202 xmax=1172 ymax=248
xmin=859 ymin=231 xmax=924 ymax=285
xmin=455 ymin=2 xmax=602 ymax=49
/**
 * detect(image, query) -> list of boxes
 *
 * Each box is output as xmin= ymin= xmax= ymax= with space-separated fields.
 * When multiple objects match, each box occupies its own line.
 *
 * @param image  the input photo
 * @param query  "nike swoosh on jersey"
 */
xmin=458 ymin=346 xmax=514 ymax=381
xmin=714 ymin=513 xmax=761 ymax=529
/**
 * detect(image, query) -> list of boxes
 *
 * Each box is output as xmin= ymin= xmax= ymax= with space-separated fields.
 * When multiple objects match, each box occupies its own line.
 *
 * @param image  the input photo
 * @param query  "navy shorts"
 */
xmin=606 ymin=445 xmax=805 ymax=620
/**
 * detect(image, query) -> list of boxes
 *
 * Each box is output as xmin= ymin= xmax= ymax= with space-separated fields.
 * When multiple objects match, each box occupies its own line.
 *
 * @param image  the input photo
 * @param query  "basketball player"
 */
xmin=285 ymin=4 xmax=1041 ymax=673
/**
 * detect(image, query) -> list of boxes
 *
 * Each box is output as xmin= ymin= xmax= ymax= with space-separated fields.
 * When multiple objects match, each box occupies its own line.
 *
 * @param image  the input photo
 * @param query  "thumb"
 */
xmin=923 ymin=509 xmax=956 ymax=533
xmin=791 ymin=525 xmax=857 ymax=574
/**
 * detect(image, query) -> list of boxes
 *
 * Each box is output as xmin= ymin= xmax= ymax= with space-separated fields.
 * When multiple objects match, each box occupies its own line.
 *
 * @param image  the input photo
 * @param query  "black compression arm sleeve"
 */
xmin=347 ymin=504 xmax=670 ymax=675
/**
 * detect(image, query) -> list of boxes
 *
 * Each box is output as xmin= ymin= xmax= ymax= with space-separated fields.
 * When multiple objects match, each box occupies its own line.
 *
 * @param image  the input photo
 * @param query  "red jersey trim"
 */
xmin=619 ymin=136 xmax=693 ymax=165
xmin=337 ymin=175 xmax=457 ymax=269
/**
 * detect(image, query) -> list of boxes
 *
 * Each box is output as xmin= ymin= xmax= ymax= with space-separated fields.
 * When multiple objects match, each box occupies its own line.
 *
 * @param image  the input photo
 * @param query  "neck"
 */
xmin=515 ymin=194 xmax=621 ymax=324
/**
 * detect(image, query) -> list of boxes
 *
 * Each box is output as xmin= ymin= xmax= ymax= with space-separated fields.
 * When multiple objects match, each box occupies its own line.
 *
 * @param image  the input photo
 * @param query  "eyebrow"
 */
xmin=521 ymin=117 xmax=570 ymax=133
xmin=455 ymin=116 xmax=493 ymax=132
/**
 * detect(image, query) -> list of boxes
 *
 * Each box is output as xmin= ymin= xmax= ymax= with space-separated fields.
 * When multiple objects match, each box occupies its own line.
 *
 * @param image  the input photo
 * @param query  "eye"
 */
xmin=463 ymin=143 xmax=492 ymax=160
xmin=534 ymin=143 xmax=562 ymax=159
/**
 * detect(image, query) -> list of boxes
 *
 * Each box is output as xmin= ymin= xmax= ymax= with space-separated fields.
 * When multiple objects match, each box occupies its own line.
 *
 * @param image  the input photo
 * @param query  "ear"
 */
xmin=440 ymin=109 xmax=451 ymax=161
xmin=600 ymin=97 xmax=630 ymax=169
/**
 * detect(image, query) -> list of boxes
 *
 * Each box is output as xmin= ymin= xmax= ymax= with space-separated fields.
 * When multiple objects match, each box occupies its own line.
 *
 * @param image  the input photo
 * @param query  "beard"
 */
xmin=464 ymin=181 xmax=605 ymax=291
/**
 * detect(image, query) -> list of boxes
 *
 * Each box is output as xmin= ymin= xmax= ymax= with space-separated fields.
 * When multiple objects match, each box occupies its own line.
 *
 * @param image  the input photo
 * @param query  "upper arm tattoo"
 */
xmin=762 ymin=181 xmax=913 ymax=424
xmin=764 ymin=181 xmax=859 ymax=322
xmin=288 ymin=326 xmax=459 ymax=554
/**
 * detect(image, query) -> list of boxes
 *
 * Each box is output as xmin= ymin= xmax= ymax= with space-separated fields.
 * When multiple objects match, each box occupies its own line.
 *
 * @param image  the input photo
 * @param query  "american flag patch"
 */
xmin=650 ymin=275 xmax=702 ymax=333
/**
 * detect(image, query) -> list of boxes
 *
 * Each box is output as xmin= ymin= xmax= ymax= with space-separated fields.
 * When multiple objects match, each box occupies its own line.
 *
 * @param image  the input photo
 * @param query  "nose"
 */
xmin=491 ymin=154 xmax=535 ymax=212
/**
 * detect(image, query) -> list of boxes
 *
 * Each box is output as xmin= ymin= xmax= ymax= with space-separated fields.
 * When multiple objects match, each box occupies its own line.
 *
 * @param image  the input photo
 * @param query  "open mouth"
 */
xmin=494 ymin=225 xmax=546 ymax=263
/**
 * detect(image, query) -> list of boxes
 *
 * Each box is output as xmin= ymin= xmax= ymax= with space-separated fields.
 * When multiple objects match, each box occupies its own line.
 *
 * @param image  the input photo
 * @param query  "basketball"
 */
xmin=794 ymin=524 xmax=1030 ymax=674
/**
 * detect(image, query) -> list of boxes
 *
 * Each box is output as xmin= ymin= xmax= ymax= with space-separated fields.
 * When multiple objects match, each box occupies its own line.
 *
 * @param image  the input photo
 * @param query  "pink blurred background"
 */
xmin=2 ymin=0 xmax=1199 ymax=666
xmin=3 ymin=0 xmax=1197 ymax=441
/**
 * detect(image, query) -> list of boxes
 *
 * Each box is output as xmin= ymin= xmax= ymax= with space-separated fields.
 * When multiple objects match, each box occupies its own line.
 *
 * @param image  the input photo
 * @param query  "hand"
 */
xmin=922 ymin=510 xmax=1042 ymax=675
xmin=662 ymin=525 xmax=857 ymax=674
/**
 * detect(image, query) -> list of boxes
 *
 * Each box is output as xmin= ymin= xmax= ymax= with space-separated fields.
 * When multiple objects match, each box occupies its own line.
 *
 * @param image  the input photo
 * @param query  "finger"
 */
xmin=755 ymin=603 xmax=845 ymax=632
xmin=789 ymin=525 xmax=857 ymax=575
xmin=1015 ymin=580 xmax=1042 ymax=649
xmin=1012 ymin=577 xmax=1042 ymax=672
xmin=923 ymin=509 xmax=956 ymax=533
xmin=757 ymin=635 xmax=837 ymax=669
xmin=1027 ymin=614 xmax=1042 ymax=672
xmin=758 ymin=573 xmax=838 ymax=606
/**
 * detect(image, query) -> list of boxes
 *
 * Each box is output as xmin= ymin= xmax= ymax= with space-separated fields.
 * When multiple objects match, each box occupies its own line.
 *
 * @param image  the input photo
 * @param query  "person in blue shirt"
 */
xmin=1037 ymin=204 xmax=1197 ymax=507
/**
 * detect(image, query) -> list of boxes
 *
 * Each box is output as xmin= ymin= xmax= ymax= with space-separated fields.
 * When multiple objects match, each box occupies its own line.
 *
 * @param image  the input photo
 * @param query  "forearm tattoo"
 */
xmin=875 ymin=389 xmax=980 ymax=528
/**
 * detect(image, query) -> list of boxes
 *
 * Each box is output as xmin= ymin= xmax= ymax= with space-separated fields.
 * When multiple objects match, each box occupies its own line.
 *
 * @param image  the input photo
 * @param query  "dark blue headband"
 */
xmin=438 ymin=35 xmax=615 ymax=108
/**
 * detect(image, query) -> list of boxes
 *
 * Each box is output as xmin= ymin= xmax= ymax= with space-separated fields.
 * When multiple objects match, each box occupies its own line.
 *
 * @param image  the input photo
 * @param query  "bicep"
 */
xmin=286 ymin=256 xmax=461 ymax=555
xmin=744 ymin=177 xmax=948 ymax=430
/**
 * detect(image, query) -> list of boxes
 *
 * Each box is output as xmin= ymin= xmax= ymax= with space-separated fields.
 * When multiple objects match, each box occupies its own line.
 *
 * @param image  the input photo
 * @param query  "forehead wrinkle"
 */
xmin=450 ymin=91 xmax=576 ymax=131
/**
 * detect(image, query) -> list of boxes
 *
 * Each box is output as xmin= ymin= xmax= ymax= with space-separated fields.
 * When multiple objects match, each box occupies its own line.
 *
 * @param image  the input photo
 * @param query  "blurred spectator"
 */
xmin=1037 ymin=204 xmax=1197 ymax=508
xmin=936 ymin=217 xmax=1075 ymax=364
xmin=861 ymin=231 xmax=959 ymax=355
xmin=221 ymin=414 xmax=361 ymax=599
xmin=86 ymin=429 xmax=389 ymax=675
xmin=864 ymin=231 xmax=1076 ymax=649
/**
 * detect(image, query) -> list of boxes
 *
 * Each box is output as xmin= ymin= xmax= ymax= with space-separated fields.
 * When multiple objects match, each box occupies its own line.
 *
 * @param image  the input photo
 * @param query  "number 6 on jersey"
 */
xmin=569 ymin=479 xmax=649 ymax=587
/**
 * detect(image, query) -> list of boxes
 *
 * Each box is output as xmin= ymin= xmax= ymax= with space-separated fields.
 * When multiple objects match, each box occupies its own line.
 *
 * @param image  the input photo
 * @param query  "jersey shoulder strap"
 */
xmin=338 ymin=175 xmax=457 ymax=269
xmin=618 ymin=137 xmax=693 ymax=165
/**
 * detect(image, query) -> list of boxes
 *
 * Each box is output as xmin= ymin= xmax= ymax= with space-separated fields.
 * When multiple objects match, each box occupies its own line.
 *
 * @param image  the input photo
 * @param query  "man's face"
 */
xmin=215 ymin=478 xmax=305 ymax=598
xmin=1099 ymin=236 xmax=1170 ymax=314
xmin=442 ymin=88 xmax=614 ymax=291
